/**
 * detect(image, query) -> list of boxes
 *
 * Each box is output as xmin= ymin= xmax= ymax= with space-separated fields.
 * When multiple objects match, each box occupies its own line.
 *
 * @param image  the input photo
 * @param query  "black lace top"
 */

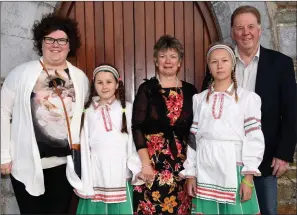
xmin=132 ymin=77 xmax=197 ymax=158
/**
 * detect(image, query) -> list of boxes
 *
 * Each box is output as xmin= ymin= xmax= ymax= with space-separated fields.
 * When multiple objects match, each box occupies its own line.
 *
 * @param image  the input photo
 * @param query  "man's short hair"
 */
xmin=231 ymin=5 xmax=261 ymax=27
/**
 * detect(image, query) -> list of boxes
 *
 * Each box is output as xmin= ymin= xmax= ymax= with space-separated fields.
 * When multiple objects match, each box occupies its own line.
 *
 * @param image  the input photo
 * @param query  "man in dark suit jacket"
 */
xmin=202 ymin=5 xmax=297 ymax=215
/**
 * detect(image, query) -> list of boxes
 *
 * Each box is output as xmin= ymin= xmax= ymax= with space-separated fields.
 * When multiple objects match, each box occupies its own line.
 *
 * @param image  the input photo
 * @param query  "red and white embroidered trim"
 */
xmin=75 ymin=187 xmax=127 ymax=203
xmin=101 ymin=106 xmax=112 ymax=132
xmin=212 ymin=94 xmax=224 ymax=119
xmin=196 ymin=184 xmax=237 ymax=204
xmin=244 ymin=117 xmax=261 ymax=123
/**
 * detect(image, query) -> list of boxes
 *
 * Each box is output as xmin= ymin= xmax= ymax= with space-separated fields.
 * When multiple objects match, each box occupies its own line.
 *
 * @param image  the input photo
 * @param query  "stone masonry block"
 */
xmin=260 ymin=28 xmax=274 ymax=50
xmin=43 ymin=1 xmax=58 ymax=8
xmin=2 ymin=195 xmax=20 ymax=214
xmin=211 ymin=2 xmax=232 ymax=39
xmin=1 ymin=34 xmax=39 ymax=78
xmin=1 ymin=177 xmax=15 ymax=197
xmin=277 ymin=176 xmax=296 ymax=203
xmin=276 ymin=2 xmax=297 ymax=9
xmin=275 ymin=9 xmax=297 ymax=24
xmin=278 ymin=25 xmax=297 ymax=58
xmin=1 ymin=2 xmax=55 ymax=39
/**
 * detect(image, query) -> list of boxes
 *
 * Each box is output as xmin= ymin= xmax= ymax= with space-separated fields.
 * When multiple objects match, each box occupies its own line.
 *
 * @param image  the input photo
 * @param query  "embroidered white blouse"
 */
xmin=180 ymin=85 xmax=265 ymax=203
xmin=66 ymin=99 xmax=142 ymax=203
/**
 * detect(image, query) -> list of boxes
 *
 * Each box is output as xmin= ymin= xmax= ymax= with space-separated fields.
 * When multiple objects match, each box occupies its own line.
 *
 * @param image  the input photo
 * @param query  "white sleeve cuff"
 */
xmin=241 ymin=166 xmax=261 ymax=176
xmin=127 ymin=155 xmax=145 ymax=185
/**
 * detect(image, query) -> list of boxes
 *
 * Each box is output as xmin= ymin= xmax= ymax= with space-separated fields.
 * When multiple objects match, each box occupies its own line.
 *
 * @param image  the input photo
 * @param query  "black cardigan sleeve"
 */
xmin=132 ymin=83 xmax=149 ymax=151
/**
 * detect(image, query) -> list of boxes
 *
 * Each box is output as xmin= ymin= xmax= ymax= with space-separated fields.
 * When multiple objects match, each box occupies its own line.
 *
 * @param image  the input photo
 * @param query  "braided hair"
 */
xmin=206 ymin=75 xmax=213 ymax=103
xmin=117 ymin=80 xmax=128 ymax=133
xmin=231 ymin=69 xmax=239 ymax=102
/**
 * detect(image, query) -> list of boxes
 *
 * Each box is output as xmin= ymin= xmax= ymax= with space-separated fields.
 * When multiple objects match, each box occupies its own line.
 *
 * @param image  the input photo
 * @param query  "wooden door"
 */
xmin=57 ymin=1 xmax=219 ymax=102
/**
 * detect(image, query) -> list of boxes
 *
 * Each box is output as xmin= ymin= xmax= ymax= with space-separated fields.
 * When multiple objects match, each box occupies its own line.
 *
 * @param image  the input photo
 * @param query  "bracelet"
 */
xmin=242 ymin=178 xmax=254 ymax=188
xmin=142 ymin=164 xmax=151 ymax=169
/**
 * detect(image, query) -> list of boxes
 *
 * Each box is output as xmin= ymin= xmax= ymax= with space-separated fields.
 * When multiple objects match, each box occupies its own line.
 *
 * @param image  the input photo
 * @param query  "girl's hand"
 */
xmin=141 ymin=164 xmax=155 ymax=182
xmin=1 ymin=162 xmax=12 ymax=175
xmin=186 ymin=177 xmax=197 ymax=197
xmin=240 ymin=175 xmax=253 ymax=202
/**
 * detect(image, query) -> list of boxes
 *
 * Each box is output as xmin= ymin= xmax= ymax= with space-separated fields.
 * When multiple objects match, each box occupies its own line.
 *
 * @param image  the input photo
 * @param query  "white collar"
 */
xmin=234 ymin=45 xmax=260 ymax=62
xmin=210 ymin=83 xmax=235 ymax=98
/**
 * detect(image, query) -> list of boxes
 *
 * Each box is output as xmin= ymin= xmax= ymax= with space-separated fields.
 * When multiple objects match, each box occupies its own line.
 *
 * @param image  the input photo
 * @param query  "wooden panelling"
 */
xmin=123 ymin=2 xmax=135 ymax=101
xmin=134 ymin=2 xmax=146 ymax=91
xmin=184 ymin=1 xmax=194 ymax=85
xmin=194 ymin=5 xmax=205 ymax=90
xmin=145 ymin=2 xmax=156 ymax=79
xmin=94 ymin=2 xmax=105 ymax=67
xmin=85 ymin=1 xmax=95 ymax=78
xmin=75 ymin=2 xmax=86 ymax=72
xmin=114 ymin=2 xmax=124 ymax=79
xmin=103 ymin=2 xmax=114 ymax=65
xmin=165 ymin=2 xmax=174 ymax=35
xmin=174 ymin=1 xmax=185 ymax=80
xmin=58 ymin=1 xmax=219 ymax=101
xmin=155 ymin=2 xmax=165 ymax=42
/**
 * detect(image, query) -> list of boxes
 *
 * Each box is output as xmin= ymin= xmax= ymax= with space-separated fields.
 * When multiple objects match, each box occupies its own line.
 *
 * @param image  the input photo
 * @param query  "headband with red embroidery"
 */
xmin=93 ymin=65 xmax=120 ymax=81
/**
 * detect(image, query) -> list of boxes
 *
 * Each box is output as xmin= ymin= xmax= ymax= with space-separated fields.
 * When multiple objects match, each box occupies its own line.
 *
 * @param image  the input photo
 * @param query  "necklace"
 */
xmin=212 ymin=93 xmax=224 ymax=119
xmin=157 ymin=76 xmax=179 ymax=90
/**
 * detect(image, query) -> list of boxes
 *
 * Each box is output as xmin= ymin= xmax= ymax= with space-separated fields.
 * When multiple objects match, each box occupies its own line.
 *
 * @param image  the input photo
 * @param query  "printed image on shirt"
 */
xmin=31 ymin=69 xmax=75 ymax=152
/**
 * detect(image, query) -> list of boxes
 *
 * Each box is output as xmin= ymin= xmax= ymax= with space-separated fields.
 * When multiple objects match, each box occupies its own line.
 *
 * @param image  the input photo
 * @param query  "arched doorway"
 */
xmin=57 ymin=1 xmax=219 ymax=101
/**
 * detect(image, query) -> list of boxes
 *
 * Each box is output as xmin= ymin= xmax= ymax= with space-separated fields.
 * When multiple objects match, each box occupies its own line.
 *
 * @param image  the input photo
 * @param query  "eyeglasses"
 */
xmin=43 ymin=37 xmax=69 ymax=45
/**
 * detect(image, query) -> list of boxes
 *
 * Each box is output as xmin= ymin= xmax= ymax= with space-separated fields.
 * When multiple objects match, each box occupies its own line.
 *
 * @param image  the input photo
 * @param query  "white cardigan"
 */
xmin=1 ymin=58 xmax=89 ymax=196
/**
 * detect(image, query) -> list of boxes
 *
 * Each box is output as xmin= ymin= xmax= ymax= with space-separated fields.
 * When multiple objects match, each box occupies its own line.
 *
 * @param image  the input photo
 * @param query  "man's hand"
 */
xmin=1 ymin=162 xmax=12 ymax=175
xmin=271 ymin=157 xmax=289 ymax=177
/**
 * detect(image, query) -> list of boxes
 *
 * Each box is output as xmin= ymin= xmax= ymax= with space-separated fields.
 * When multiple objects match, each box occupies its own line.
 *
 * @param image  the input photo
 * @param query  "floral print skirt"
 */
xmin=133 ymin=134 xmax=192 ymax=214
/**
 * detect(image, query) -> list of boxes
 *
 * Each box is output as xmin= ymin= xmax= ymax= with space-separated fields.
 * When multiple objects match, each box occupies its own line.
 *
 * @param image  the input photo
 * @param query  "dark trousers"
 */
xmin=10 ymin=164 xmax=73 ymax=214
xmin=254 ymin=175 xmax=278 ymax=215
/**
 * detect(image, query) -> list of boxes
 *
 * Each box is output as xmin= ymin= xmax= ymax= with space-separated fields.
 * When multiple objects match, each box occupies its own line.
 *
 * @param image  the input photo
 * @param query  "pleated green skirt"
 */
xmin=192 ymin=166 xmax=260 ymax=215
xmin=77 ymin=182 xmax=133 ymax=214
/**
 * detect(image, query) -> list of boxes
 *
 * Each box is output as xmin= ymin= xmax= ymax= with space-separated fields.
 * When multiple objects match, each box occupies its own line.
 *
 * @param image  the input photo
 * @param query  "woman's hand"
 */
xmin=240 ymin=174 xmax=253 ymax=202
xmin=186 ymin=177 xmax=197 ymax=197
xmin=140 ymin=164 xmax=155 ymax=182
xmin=1 ymin=162 xmax=12 ymax=175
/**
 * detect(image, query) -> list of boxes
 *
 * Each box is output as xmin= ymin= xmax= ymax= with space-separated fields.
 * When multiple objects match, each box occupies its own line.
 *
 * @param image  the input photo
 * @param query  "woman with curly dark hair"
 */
xmin=0 ymin=13 xmax=89 ymax=214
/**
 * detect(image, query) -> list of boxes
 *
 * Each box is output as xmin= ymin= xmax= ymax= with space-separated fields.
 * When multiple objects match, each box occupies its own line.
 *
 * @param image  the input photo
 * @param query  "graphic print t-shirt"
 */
xmin=30 ymin=68 xmax=75 ymax=158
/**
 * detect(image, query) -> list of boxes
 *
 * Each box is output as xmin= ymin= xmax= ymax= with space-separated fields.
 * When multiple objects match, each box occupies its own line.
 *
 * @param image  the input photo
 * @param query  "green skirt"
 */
xmin=192 ymin=166 xmax=260 ymax=215
xmin=77 ymin=182 xmax=133 ymax=214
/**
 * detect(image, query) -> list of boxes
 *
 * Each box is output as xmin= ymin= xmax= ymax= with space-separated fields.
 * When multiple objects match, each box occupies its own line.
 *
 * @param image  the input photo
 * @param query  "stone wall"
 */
xmin=270 ymin=2 xmax=297 ymax=212
xmin=1 ymin=1 xmax=57 ymax=78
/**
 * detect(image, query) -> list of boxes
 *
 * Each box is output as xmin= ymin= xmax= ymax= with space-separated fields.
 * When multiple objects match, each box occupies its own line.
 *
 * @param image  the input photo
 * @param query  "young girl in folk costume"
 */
xmin=66 ymin=65 xmax=142 ymax=214
xmin=180 ymin=43 xmax=265 ymax=214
